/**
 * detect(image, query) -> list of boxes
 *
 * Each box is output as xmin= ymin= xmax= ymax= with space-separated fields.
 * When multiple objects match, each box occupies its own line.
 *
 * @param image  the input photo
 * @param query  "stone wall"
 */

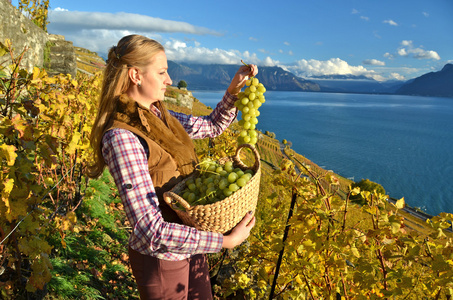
xmin=0 ymin=0 xmax=76 ymax=77
xmin=0 ymin=0 xmax=48 ymax=72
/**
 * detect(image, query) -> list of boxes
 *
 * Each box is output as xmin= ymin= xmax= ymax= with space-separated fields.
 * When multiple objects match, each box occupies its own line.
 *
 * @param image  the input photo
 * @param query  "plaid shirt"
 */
xmin=102 ymin=91 xmax=238 ymax=260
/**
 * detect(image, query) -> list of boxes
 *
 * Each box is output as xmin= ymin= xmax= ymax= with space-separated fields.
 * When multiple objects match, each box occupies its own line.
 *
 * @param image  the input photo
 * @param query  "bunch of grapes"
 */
xmin=235 ymin=75 xmax=266 ymax=145
xmin=177 ymin=158 xmax=254 ymax=207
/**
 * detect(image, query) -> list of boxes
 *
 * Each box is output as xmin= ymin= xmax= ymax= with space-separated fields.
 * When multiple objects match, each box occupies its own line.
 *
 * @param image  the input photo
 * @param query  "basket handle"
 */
xmin=235 ymin=143 xmax=260 ymax=171
xmin=163 ymin=191 xmax=192 ymax=210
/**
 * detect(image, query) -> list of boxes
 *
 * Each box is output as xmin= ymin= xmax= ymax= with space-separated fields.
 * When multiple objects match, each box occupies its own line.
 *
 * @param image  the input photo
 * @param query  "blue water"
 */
xmin=192 ymin=90 xmax=453 ymax=216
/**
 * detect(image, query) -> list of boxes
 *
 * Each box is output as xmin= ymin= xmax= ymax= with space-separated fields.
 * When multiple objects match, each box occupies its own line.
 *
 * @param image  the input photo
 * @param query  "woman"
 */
xmin=88 ymin=34 xmax=257 ymax=299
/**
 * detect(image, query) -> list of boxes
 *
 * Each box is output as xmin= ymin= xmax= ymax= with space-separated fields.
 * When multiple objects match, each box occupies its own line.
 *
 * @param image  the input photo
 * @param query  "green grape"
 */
xmin=244 ymin=136 xmax=251 ymax=143
xmin=228 ymin=172 xmax=238 ymax=183
xmin=223 ymin=188 xmax=233 ymax=197
xmin=245 ymin=79 xmax=251 ymax=86
xmin=236 ymin=170 xmax=245 ymax=177
xmin=249 ymin=92 xmax=256 ymax=100
xmin=236 ymin=178 xmax=247 ymax=187
xmin=252 ymin=77 xmax=259 ymax=86
xmin=240 ymin=130 xmax=248 ymax=137
xmin=188 ymin=183 xmax=197 ymax=191
xmin=215 ymin=166 xmax=224 ymax=173
xmin=219 ymin=178 xmax=229 ymax=190
xmin=203 ymin=177 xmax=214 ymax=184
xmin=241 ymin=97 xmax=249 ymax=105
xmin=241 ymin=173 xmax=252 ymax=181
xmin=250 ymin=117 xmax=258 ymax=125
xmin=249 ymin=85 xmax=257 ymax=93
xmin=242 ymin=106 xmax=250 ymax=114
xmin=253 ymin=99 xmax=261 ymax=108
xmin=224 ymin=161 xmax=233 ymax=170
xmin=249 ymin=129 xmax=257 ymax=137
xmin=188 ymin=193 xmax=196 ymax=202
xmin=243 ymin=114 xmax=251 ymax=121
xmin=243 ymin=121 xmax=251 ymax=129
xmin=250 ymin=136 xmax=257 ymax=144
xmin=229 ymin=183 xmax=239 ymax=192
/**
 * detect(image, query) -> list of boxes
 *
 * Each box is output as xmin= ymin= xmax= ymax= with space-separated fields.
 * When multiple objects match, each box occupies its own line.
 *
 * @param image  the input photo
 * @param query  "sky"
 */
xmin=13 ymin=0 xmax=453 ymax=81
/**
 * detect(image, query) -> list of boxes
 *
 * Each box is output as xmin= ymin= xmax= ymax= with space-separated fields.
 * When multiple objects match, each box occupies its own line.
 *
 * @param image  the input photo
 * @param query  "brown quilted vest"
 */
xmin=104 ymin=94 xmax=198 ymax=223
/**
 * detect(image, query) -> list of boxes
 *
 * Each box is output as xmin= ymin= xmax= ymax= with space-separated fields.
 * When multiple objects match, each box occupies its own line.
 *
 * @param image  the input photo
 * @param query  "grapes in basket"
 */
xmin=177 ymin=158 xmax=255 ymax=207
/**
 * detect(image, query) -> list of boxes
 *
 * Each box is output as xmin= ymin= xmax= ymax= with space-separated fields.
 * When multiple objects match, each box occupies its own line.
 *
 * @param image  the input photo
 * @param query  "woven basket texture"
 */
xmin=163 ymin=144 xmax=261 ymax=233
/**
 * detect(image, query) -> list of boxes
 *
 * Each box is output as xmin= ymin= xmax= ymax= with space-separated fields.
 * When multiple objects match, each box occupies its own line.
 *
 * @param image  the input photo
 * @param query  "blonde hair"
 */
xmin=87 ymin=35 xmax=165 ymax=178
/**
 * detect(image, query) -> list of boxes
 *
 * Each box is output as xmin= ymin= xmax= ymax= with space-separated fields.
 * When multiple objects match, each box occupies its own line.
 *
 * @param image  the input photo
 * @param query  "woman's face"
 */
xmin=135 ymin=50 xmax=172 ymax=104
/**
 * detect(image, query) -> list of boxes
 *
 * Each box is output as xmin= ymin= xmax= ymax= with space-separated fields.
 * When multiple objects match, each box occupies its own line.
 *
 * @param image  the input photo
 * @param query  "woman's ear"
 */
xmin=128 ymin=67 xmax=141 ymax=85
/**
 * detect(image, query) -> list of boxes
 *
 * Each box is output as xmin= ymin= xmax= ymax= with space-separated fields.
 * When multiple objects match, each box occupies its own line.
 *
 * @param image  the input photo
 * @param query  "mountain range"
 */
xmin=168 ymin=61 xmax=453 ymax=98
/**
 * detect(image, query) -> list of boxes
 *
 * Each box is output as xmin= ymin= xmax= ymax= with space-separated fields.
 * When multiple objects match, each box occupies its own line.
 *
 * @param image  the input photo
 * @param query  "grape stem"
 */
xmin=241 ymin=59 xmax=255 ymax=78
xmin=240 ymin=59 xmax=249 ymax=67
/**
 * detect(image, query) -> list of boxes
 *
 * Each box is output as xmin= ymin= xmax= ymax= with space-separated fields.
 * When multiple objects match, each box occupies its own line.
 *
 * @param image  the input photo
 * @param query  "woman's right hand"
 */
xmin=222 ymin=211 xmax=256 ymax=249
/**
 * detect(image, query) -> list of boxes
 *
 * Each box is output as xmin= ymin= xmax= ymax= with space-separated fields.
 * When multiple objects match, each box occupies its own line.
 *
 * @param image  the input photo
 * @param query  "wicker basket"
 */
xmin=163 ymin=144 xmax=261 ymax=234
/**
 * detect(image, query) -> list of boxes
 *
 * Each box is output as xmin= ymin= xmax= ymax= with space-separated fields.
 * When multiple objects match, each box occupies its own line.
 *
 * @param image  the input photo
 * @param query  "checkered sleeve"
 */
xmin=101 ymin=129 xmax=223 ymax=259
xmin=170 ymin=90 xmax=238 ymax=139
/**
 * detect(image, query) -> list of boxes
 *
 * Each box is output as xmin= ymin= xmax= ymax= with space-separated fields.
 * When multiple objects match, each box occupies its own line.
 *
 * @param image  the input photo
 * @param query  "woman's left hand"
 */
xmin=227 ymin=64 xmax=258 ymax=96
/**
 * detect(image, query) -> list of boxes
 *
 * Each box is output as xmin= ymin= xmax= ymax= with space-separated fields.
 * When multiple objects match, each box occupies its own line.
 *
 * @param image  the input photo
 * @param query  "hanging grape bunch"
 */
xmin=177 ymin=158 xmax=255 ymax=207
xmin=235 ymin=60 xmax=266 ymax=145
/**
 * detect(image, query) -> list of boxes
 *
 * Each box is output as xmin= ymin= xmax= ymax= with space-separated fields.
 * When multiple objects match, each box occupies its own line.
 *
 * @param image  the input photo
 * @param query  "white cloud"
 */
xmin=363 ymin=59 xmax=385 ymax=66
xmin=164 ymin=40 xmax=260 ymax=65
xmin=46 ymin=9 xmax=222 ymax=56
xmin=423 ymin=12 xmax=429 ymax=17
xmin=263 ymin=57 xmax=279 ymax=67
xmin=383 ymin=19 xmax=398 ymax=26
xmin=384 ymin=52 xmax=395 ymax=60
xmin=397 ymin=40 xmax=441 ymax=60
xmin=48 ymin=10 xmax=221 ymax=35
xmin=351 ymin=9 xmax=359 ymax=14
xmin=360 ymin=16 xmax=369 ymax=21
xmin=53 ymin=7 xmax=68 ymax=12
xmin=249 ymin=37 xmax=258 ymax=42
xmin=389 ymin=72 xmax=405 ymax=81
xmin=284 ymin=41 xmax=290 ymax=46
xmin=286 ymin=58 xmax=385 ymax=81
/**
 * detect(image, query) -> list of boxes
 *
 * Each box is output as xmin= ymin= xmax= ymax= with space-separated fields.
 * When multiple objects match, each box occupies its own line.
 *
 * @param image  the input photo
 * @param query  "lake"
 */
xmin=192 ymin=90 xmax=453 ymax=216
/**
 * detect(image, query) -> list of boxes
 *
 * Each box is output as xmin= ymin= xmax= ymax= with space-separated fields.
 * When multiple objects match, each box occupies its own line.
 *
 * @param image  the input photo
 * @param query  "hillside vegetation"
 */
xmin=1 ymin=44 xmax=453 ymax=299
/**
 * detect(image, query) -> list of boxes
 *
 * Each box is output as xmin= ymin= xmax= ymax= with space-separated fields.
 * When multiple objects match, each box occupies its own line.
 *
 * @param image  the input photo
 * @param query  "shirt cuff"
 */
xmin=222 ymin=90 xmax=238 ymax=110
xmin=196 ymin=231 xmax=223 ymax=254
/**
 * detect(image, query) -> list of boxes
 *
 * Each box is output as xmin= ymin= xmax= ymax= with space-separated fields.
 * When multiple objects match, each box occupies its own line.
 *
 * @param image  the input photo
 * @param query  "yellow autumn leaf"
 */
xmin=0 ymin=143 xmax=18 ymax=166
xmin=1 ymin=178 xmax=15 ymax=221
xmin=32 ymin=66 xmax=40 ymax=80
xmin=395 ymin=197 xmax=405 ymax=209
xmin=350 ymin=245 xmax=360 ymax=257
xmin=66 ymin=132 xmax=81 ymax=154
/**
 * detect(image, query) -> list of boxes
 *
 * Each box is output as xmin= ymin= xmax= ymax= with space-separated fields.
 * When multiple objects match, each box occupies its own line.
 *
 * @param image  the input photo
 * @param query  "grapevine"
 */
xmin=235 ymin=60 xmax=266 ymax=146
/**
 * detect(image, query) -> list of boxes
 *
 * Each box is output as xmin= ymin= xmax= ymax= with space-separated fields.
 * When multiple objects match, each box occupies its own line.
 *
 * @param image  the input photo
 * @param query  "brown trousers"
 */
xmin=128 ymin=247 xmax=213 ymax=300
